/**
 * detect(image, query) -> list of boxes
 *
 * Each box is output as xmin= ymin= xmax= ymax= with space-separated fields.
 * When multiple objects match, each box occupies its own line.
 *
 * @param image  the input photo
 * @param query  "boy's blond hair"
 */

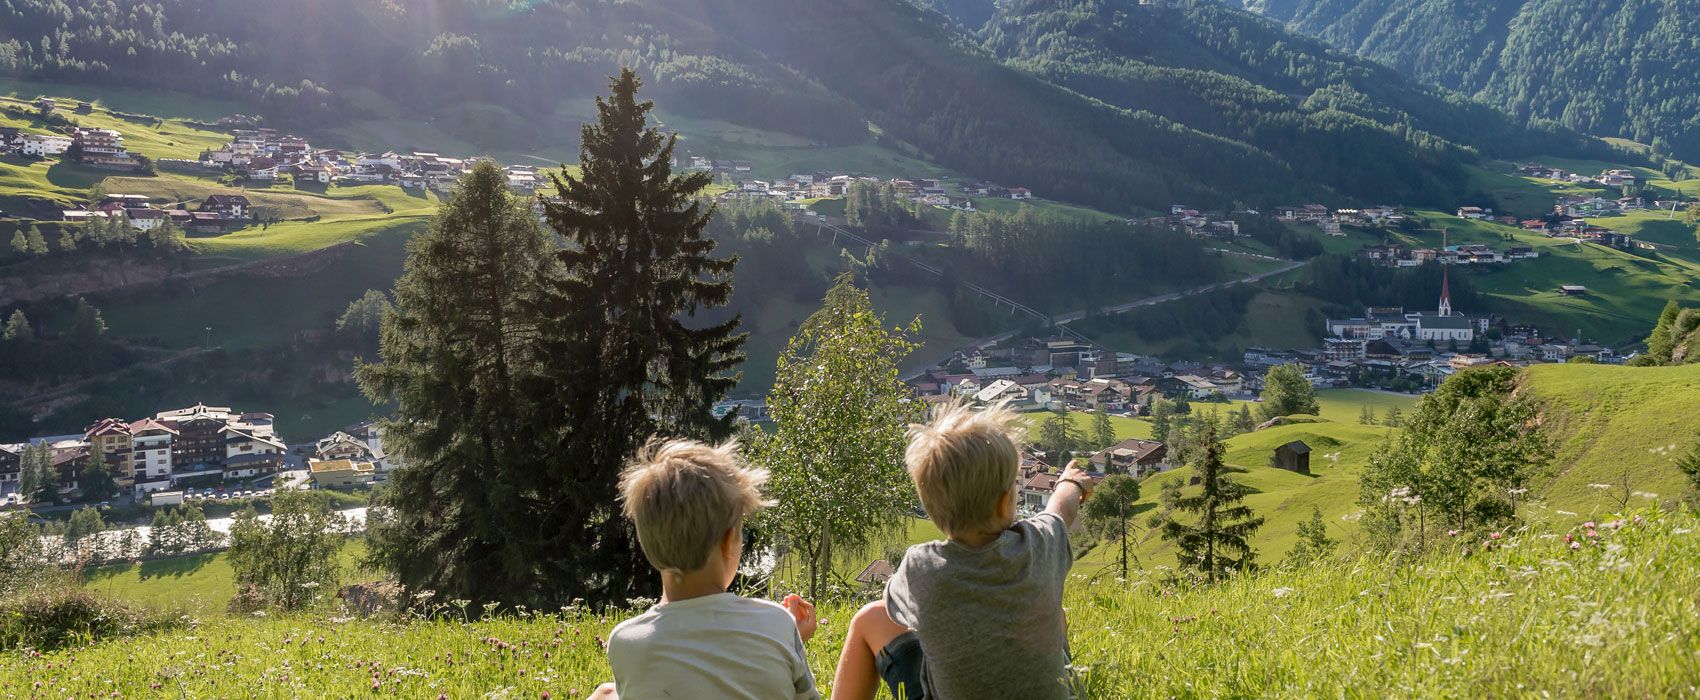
xmin=619 ymin=439 xmax=772 ymax=575
xmin=906 ymin=402 xmax=1025 ymax=536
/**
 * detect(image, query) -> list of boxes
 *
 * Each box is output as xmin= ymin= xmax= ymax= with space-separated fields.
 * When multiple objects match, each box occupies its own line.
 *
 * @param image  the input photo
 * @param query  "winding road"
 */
xmin=791 ymin=211 xmax=1309 ymax=378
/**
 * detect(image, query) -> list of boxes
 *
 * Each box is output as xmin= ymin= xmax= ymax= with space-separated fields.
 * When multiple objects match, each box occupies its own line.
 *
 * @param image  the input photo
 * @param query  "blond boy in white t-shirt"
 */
xmin=591 ymin=440 xmax=819 ymax=700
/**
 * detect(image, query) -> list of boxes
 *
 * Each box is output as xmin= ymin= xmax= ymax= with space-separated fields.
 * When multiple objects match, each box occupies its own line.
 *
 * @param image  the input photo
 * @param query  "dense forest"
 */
xmin=1298 ymin=253 xmax=1481 ymax=315
xmin=0 ymin=0 xmax=864 ymax=146
xmin=1232 ymin=0 xmax=1700 ymax=162
xmin=945 ymin=205 xmax=1225 ymax=310
xmin=938 ymin=0 xmax=1622 ymax=207
xmin=0 ymin=0 xmax=1610 ymax=212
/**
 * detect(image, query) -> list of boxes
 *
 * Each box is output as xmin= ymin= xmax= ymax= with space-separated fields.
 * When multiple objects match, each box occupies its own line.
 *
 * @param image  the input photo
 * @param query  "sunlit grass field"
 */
xmin=8 ymin=509 xmax=1697 ymax=697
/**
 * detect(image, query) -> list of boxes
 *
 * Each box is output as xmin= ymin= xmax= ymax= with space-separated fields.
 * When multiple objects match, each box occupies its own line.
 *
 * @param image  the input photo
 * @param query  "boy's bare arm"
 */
xmin=1045 ymin=465 xmax=1091 ymax=528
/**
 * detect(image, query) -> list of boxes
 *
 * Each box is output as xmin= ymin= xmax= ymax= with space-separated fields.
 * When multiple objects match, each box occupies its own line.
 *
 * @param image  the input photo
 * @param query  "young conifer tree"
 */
xmin=526 ymin=68 xmax=746 ymax=604
xmin=1158 ymin=425 xmax=1264 ymax=582
xmin=357 ymin=161 xmax=556 ymax=606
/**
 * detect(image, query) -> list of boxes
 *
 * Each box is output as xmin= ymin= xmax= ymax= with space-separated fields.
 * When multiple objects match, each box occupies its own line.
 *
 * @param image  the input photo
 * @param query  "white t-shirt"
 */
xmin=608 ymin=593 xmax=820 ymax=700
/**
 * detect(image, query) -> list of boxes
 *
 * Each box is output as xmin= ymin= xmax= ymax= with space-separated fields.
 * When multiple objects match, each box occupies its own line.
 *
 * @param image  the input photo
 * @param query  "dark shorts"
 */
xmin=875 ymin=631 xmax=926 ymax=700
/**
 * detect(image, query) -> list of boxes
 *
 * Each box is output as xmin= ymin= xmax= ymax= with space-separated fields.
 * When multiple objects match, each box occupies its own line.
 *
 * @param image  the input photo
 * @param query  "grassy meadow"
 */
xmin=6 ymin=508 xmax=1696 ymax=697
xmin=1358 ymin=209 xmax=1700 ymax=346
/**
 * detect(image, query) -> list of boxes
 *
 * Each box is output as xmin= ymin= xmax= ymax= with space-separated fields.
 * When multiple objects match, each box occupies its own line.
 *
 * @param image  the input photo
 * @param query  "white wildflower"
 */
xmin=1272 ymin=587 xmax=1295 ymax=598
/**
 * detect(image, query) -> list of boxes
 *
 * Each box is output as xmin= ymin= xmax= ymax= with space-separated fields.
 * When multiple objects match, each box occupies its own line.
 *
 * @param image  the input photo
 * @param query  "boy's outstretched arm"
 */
xmin=1045 ymin=464 xmax=1092 ymax=529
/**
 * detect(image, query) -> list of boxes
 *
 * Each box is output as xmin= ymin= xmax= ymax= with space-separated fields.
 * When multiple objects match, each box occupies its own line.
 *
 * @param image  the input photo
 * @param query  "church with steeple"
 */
xmin=1415 ymin=268 xmax=1474 ymax=342
xmin=1323 ymin=266 xmax=1476 ymax=343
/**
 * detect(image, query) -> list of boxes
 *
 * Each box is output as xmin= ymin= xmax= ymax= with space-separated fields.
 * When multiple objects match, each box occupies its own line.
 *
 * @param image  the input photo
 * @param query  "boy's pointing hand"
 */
xmin=783 ymin=594 xmax=818 ymax=643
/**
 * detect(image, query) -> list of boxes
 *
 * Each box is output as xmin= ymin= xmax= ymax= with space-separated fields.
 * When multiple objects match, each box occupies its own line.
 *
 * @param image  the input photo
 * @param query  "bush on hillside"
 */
xmin=0 ymin=585 xmax=177 ymax=652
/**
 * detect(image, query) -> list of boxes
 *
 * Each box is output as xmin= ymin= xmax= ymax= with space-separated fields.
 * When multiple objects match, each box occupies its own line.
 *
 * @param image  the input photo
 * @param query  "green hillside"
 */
xmin=7 ymin=508 xmax=1697 ymax=696
xmin=1521 ymin=363 xmax=1700 ymax=517
xmin=967 ymin=0 xmax=1602 ymax=207
xmin=0 ymin=0 xmax=1614 ymax=212
xmin=1335 ymin=208 xmax=1700 ymax=347
xmin=1110 ymin=364 xmax=1700 ymax=569
xmin=1234 ymin=0 xmax=1700 ymax=163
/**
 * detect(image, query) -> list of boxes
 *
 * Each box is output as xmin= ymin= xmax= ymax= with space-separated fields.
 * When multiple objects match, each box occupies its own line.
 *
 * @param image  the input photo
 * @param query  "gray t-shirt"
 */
xmin=884 ymin=512 xmax=1073 ymax=700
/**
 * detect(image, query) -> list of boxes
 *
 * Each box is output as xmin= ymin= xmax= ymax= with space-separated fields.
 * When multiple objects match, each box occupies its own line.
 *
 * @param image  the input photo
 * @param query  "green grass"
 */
xmin=1023 ymin=390 xmax=1416 ymax=562
xmin=0 ymin=78 xmax=244 ymax=122
xmin=96 ymin=226 xmax=415 ymax=353
xmin=100 ymin=174 xmax=396 ymax=218
xmin=11 ymin=510 xmax=1699 ymax=696
xmin=1387 ymin=210 xmax=1700 ymax=346
xmin=1520 ymin=363 xmax=1700 ymax=518
xmin=82 ymin=542 xmax=369 ymax=616
xmin=188 ymin=209 xmax=432 ymax=262
xmin=0 ymin=94 xmax=231 ymax=161
xmin=0 ymin=156 xmax=105 ymax=209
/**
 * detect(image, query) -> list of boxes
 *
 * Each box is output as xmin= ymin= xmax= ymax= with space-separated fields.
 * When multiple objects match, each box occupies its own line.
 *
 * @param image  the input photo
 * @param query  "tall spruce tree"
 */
xmin=1090 ymin=408 xmax=1117 ymax=449
xmin=78 ymin=454 xmax=118 ymax=502
xmin=525 ymin=68 xmax=745 ymax=605
xmin=25 ymin=227 xmax=49 ymax=256
xmin=356 ymin=161 xmax=556 ymax=606
xmin=1158 ymin=425 xmax=1263 ymax=583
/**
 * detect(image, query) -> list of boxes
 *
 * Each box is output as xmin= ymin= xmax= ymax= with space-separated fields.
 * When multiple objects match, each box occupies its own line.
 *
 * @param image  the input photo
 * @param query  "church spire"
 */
xmin=1439 ymin=268 xmax=1452 ymax=317
xmin=1437 ymin=226 xmax=1453 ymax=317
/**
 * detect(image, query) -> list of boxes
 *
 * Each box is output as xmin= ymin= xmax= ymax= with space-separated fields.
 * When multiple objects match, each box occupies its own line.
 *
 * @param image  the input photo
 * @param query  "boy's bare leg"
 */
xmin=589 ymin=683 xmax=618 ymax=699
xmin=832 ymin=600 xmax=910 ymax=700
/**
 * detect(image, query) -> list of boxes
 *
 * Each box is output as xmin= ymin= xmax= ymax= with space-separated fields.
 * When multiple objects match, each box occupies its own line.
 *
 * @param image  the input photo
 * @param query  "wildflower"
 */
xmin=1586 ymin=528 xmax=1598 ymax=538
xmin=1490 ymin=532 xmax=1502 ymax=540
xmin=1583 ymin=521 xmax=1596 ymax=529
xmin=1569 ymin=541 xmax=1581 ymax=551
xmin=371 ymin=678 xmax=381 ymax=690
xmin=1272 ymin=587 xmax=1295 ymax=598
xmin=542 ymin=693 xmax=552 ymax=700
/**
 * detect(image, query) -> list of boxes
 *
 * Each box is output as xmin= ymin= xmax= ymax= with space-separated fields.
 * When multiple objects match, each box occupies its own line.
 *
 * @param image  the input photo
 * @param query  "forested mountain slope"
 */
xmin=927 ymin=0 xmax=1620 ymax=206
xmin=1227 ymin=0 xmax=1700 ymax=162
xmin=0 ymin=0 xmax=1608 ymax=211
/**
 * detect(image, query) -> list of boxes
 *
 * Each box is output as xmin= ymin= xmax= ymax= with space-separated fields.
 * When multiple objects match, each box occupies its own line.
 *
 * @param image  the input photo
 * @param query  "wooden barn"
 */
xmin=1272 ymin=440 xmax=1312 ymax=474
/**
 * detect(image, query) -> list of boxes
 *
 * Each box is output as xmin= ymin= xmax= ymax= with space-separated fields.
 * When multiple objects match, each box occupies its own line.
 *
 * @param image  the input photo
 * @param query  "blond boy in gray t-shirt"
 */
xmin=831 ymin=403 xmax=1090 ymax=700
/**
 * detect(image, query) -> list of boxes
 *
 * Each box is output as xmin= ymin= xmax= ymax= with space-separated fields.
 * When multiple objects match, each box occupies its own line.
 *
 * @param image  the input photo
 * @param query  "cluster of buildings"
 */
xmin=1302 ymin=278 xmax=1619 ymax=388
xmin=59 ymin=192 xmax=251 ymax=233
xmin=906 ymin=336 xmax=1251 ymax=415
xmin=1517 ymin=164 xmax=1645 ymax=189
xmin=1128 ymin=205 xmax=1244 ymax=239
xmin=714 ymin=168 xmax=1029 ymax=213
xmin=0 ymin=125 xmax=142 ymax=171
xmin=1275 ymin=204 xmax=1405 ymax=236
xmin=196 ymin=129 xmax=544 ymax=193
xmin=1359 ymin=241 xmax=1539 ymax=267
xmin=0 ymin=403 xmax=396 ymax=505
